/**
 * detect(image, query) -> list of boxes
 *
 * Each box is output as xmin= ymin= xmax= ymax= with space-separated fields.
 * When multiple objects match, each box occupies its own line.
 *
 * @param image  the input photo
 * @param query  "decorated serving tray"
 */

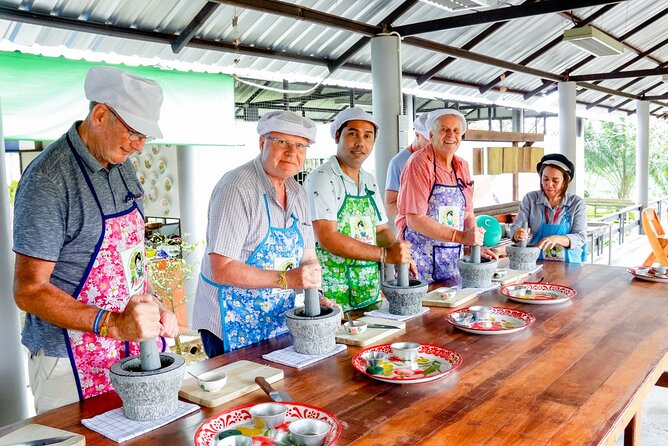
xmin=446 ymin=307 xmax=535 ymax=335
xmin=627 ymin=267 xmax=668 ymax=283
xmin=194 ymin=402 xmax=342 ymax=446
xmin=351 ymin=343 xmax=462 ymax=384
xmin=499 ymin=282 xmax=577 ymax=305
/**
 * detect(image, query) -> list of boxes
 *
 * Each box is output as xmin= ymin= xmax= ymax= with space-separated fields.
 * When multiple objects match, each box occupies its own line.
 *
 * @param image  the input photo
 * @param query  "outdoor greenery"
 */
xmin=8 ymin=180 xmax=17 ymax=205
xmin=584 ymin=118 xmax=668 ymax=200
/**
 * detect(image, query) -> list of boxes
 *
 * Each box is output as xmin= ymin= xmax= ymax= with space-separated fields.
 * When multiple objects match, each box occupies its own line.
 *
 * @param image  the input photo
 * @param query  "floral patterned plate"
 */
xmin=194 ymin=402 xmax=342 ymax=446
xmin=499 ymin=282 xmax=577 ymax=305
xmin=446 ymin=307 xmax=535 ymax=335
xmin=627 ymin=267 xmax=668 ymax=283
xmin=351 ymin=344 xmax=462 ymax=384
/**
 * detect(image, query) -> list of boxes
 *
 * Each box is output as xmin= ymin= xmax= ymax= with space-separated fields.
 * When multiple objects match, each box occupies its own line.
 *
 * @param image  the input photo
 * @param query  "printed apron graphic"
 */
xmin=404 ymin=159 xmax=466 ymax=283
xmin=317 ymin=178 xmax=381 ymax=312
xmin=63 ymin=134 xmax=164 ymax=400
xmin=201 ymin=194 xmax=304 ymax=352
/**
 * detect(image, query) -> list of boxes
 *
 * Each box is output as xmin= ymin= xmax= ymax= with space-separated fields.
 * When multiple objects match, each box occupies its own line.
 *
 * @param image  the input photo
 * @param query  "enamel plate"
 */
xmin=446 ymin=307 xmax=535 ymax=335
xmin=627 ymin=267 xmax=668 ymax=283
xmin=500 ymin=282 xmax=576 ymax=305
xmin=352 ymin=343 xmax=462 ymax=384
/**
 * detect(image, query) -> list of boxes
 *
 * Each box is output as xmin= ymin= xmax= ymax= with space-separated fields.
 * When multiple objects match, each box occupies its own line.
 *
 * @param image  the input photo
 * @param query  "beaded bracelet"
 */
xmin=93 ymin=308 xmax=105 ymax=335
xmin=278 ymin=270 xmax=288 ymax=289
xmin=379 ymin=247 xmax=386 ymax=264
xmin=450 ymin=229 xmax=459 ymax=243
xmin=99 ymin=311 xmax=112 ymax=337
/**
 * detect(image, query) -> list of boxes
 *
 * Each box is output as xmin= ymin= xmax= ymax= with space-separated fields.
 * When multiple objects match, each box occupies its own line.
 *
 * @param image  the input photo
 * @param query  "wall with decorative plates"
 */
xmin=131 ymin=144 xmax=179 ymax=219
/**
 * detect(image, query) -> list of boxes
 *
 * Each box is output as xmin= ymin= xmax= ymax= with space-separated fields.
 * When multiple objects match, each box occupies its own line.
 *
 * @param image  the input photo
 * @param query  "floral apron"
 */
xmin=404 ymin=158 xmax=466 ymax=284
xmin=531 ymin=205 xmax=587 ymax=263
xmin=63 ymin=134 xmax=165 ymax=401
xmin=317 ymin=175 xmax=381 ymax=312
xmin=200 ymin=194 xmax=304 ymax=352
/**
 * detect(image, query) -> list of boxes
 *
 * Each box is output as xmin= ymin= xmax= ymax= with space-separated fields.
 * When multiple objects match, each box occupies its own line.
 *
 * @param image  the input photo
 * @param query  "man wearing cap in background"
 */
xmin=510 ymin=153 xmax=587 ymax=262
xmin=385 ymin=113 xmax=431 ymax=219
xmin=304 ymin=107 xmax=412 ymax=313
xmin=194 ymin=110 xmax=330 ymax=358
xmin=13 ymin=66 xmax=177 ymax=413
xmin=397 ymin=109 xmax=495 ymax=290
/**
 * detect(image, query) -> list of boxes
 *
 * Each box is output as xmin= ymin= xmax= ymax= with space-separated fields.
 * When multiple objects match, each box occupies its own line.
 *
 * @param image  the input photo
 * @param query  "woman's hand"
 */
xmin=536 ymin=235 xmax=568 ymax=251
xmin=513 ymin=227 xmax=530 ymax=243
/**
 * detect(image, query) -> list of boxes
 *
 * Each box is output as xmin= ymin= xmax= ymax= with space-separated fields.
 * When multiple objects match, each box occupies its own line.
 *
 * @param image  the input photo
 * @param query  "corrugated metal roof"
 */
xmin=0 ymin=0 xmax=666 ymax=120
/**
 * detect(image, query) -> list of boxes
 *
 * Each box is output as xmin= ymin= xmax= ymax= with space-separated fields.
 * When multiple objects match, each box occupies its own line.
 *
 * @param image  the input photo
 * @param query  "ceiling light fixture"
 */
xmin=563 ymin=25 xmax=624 ymax=57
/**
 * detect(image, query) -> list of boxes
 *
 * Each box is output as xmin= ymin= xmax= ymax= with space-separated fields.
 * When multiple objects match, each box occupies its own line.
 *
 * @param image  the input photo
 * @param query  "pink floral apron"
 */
xmin=63 ymin=135 xmax=164 ymax=400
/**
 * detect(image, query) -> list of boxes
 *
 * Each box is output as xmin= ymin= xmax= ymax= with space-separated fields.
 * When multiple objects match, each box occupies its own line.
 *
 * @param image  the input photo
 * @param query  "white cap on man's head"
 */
xmin=330 ymin=106 xmax=379 ymax=139
xmin=413 ymin=114 xmax=430 ymax=140
xmin=425 ymin=109 xmax=467 ymax=135
xmin=257 ymin=110 xmax=317 ymax=144
xmin=85 ymin=67 xmax=164 ymax=138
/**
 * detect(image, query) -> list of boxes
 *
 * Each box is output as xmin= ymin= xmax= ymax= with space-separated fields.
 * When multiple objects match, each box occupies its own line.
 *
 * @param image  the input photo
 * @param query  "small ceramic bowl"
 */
xmin=493 ymin=268 xmax=508 ymax=279
xmin=289 ymin=418 xmax=331 ymax=446
xmin=434 ymin=286 xmax=456 ymax=300
xmin=364 ymin=351 xmax=387 ymax=368
xmin=196 ymin=370 xmax=228 ymax=392
xmin=635 ymin=266 xmax=650 ymax=275
xmin=343 ymin=320 xmax=368 ymax=335
xmin=468 ymin=305 xmax=493 ymax=322
xmin=651 ymin=263 xmax=668 ymax=275
xmin=249 ymin=402 xmax=287 ymax=429
xmin=390 ymin=342 xmax=420 ymax=361
xmin=505 ymin=285 xmax=528 ymax=297
xmin=216 ymin=435 xmax=253 ymax=446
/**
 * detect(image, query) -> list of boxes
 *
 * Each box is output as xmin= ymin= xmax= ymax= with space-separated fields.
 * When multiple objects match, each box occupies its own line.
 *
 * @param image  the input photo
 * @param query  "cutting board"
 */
xmin=491 ymin=269 xmax=529 ymax=285
xmin=0 ymin=424 xmax=84 ymax=446
xmin=335 ymin=316 xmax=406 ymax=346
xmin=179 ymin=360 xmax=283 ymax=408
xmin=422 ymin=288 xmax=482 ymax=308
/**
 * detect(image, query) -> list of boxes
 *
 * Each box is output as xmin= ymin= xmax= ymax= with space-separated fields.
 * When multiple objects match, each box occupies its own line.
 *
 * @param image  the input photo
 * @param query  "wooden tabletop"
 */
xmin=2 ymin=262 xmax=667 ymax=445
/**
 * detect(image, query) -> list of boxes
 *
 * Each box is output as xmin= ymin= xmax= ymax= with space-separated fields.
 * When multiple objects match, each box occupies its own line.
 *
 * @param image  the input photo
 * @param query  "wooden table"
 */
xmin=2 ymin=262 xmax=667 ymax=445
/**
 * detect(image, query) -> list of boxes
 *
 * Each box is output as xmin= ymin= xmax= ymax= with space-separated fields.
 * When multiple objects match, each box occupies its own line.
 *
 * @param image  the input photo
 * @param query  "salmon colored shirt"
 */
xmin=395 ymin=144 xmax=475 ymax=237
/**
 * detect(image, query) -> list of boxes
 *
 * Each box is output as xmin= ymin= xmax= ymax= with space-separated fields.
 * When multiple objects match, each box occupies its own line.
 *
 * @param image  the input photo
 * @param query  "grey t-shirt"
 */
xmin=13 ymin=122 xmax=144 ymax=357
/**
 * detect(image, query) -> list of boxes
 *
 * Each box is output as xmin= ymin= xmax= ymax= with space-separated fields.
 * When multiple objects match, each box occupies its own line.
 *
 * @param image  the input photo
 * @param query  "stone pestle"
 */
xmin=139 ymin=339 xmax=161 ymax=371
xmin=303 ymin=288 xmax=320 ymax=317
xmin=398 ymin=263 xmax=409 ymax=287
xmin=520 ymin=222 xmax=528 ymax=248
xmin=470 ymin=246 xmax=481 ymax=264
xmin=383 ymin=263 xmax=395 ymax=282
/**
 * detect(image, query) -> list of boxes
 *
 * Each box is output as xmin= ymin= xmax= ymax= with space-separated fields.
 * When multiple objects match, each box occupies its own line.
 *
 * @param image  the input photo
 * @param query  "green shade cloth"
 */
xmin=0 ymin=51 xmax=235 ymax=145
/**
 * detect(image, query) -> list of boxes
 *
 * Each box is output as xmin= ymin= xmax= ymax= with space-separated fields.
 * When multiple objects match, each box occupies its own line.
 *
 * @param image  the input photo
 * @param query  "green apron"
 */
xmin=317 ymin=175 xmax=382 ymax=312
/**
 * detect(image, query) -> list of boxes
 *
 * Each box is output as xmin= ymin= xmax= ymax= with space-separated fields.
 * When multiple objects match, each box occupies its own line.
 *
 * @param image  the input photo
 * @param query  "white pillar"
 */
xmin=0 ymin=99 xmax=29 ymax=424
xmin=177 ymin=146 xmax=204 ymax=330
xmin=558 ymin=82 xmax=582 ymax=194
xmin=371 ymin=34 xmax=402 ymax=192
xmin=636 ymin=100 xmax=650 ymax=221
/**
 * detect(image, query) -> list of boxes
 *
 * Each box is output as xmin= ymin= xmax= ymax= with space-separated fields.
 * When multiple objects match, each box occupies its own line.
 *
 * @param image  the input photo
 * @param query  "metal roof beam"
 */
xmin=568 ymin=67 xmax=668 ymax=82
xmin=327 ymin=0 xmax=419 ymax=73
xmin=171 ymin=2 xmax=220 ymax=54
xmin=211 ymin=0 xmax=379 ymax=36
xmin=479 ymin=3 xmax=616 ymax=94
xmin=392 ymin=0 xmax=626 ymax=36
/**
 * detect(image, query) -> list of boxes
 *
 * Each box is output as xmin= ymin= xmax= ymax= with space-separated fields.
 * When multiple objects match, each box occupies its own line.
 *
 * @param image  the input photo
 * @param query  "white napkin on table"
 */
xmin=262 ymin=344 xmax=347 ymax=369
xmin=364 ymin=306 xmax=430 ymax=321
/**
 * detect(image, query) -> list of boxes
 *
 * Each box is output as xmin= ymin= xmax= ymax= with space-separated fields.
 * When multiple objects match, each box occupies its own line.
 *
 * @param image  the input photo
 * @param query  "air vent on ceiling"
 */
xmin=419 ymin=0 xmax=489 ymax=12
xmin=563 ymin=25 xmax=624 ymax=57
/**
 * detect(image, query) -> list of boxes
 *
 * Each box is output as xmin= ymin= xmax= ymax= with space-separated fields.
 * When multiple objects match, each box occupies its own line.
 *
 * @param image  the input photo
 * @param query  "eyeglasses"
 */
xmin=265 ymin=135 xmax=309 ymax=151
xmin=106 ymin=106 xmax=154 ymax=143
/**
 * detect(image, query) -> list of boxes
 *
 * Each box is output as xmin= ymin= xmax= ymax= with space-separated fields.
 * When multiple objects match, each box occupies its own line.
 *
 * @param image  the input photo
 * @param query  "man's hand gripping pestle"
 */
xmin=520 ymin=222 xmax=528 ymax=248
xmin=303 ymin=288 xmax=320 ymax=317
xmin=140 ymin=339 xmax=161 ymax=371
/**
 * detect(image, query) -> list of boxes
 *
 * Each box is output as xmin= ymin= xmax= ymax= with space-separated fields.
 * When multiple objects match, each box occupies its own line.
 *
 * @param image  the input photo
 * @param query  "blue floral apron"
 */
xmin=531 ymin=205 xmax=586 ymax=263
xmin=200 ymin=194 xmax=304 ymax=352
xmin=404 ymin=158 xmax=466 ymax=283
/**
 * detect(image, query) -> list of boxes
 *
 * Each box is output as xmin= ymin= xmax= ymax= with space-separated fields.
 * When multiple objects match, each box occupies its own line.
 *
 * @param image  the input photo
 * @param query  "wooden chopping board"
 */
xmin=335 ymin=316 xmax=406 ymax=346
xmin=0 ymin=424 xmax=84 ymax=446
xmin=491 ymin=269 xmax=529 ymax=285
xmin=422 ymin=288 xmax=482 ymax=308
xmin=179 ymin=360 xmax=283 ymax=408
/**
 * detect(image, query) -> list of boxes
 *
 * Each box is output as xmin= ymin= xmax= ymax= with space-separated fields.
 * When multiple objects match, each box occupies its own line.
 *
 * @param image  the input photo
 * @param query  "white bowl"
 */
xmin=216 ymin=435 xmax=253 ymax=446
xmin=289 ymin=418 xmax=331 ymax=446
xmin=249 ymin=402 xmax=287 ymax=429
xmin=196 ymin=370 xmax=228 ymax=392
xmin=468 ymin=305 xmax=493 ymax=322
xmin=343 ymin=320 xmax=368 ymax=335
xmin=651 ymin=263 xmax=667 ymax=275
xmin=505 ymin=285 xmax=527 ymax=297
xmin=493 ymin=269 xmax=508 ymax=279
xmin=435 ymin=287 xmax=456 ymax=300
xmin=390 ymin=342 xmax=420 ymax=361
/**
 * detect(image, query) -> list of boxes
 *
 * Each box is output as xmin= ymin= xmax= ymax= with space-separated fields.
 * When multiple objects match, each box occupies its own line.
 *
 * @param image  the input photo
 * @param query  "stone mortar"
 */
xmin=457 ymin=258 xmax=497 ymax=288
xmin=109 ymin=352 xmax=185 ymax=421
xmin=286 ymin=306 xmax=341 ymax=355
xmin=506 ymin=244 xmax=541 ymax=271
xmin=381 ymin=279 xmax=428 ymax=315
